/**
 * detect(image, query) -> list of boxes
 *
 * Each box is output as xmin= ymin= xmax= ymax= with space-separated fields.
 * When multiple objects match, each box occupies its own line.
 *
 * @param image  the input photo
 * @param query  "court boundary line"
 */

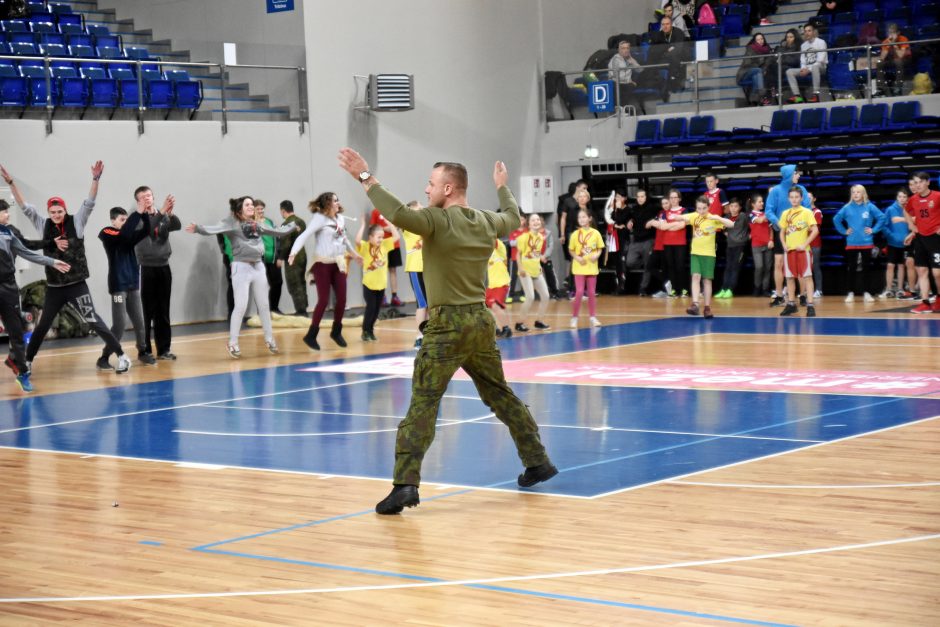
xmin=670 ymin=480 xmax=940 ymax=489
xmin=469 ymin=421 xmax=824 ymax=443
xmin=174 ymin=413 xmax=496 ymax=437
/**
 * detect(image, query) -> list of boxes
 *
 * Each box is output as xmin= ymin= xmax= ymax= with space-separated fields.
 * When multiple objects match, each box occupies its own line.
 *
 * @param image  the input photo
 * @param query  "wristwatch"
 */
xmin=358 ymin=171 xmax=372 ymax=182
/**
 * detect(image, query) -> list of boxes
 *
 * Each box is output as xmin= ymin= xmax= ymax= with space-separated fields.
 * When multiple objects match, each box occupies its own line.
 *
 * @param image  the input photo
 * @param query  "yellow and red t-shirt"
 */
xmin=681 ymin=212 xmax=726 ymax=257
xmin=568 ymin=227 xmax=604 ymax=275
xmin=487 ymin=240 xmax=510 ymax=288
xmin=403 ymin=230 xmax=423 ymax=272
xmin=358 ymin=238 xmax=396 ymax=291
xmin=516 ymin=230 xmax=545 ymax=277
xmin=778 ymin=207 xmax=817 ymax=250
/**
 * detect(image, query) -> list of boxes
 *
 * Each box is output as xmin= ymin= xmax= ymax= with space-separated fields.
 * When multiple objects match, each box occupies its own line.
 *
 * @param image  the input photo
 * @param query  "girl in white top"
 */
xmin=514 ymin=213 xmax=552 ymax=332
xmin=288 ymin=191 xmax=362 ymax=350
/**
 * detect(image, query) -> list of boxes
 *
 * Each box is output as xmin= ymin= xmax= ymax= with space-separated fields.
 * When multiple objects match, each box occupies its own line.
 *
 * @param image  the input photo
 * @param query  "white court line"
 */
xmin=684 ymin=337 xmax=940 ymax=349
xmin=198 ymin=405 xmax=406 ymax=420
xmin=469 ymin=421 xmax=823 ymax=444
xmin=26 ymin=330 xmax=262 ymax=359
xmin=670 ymin=480 xmax=940 ymax=489
xmin=510 ymin=333 xmax=702 ymax=363
xmin=175 ymin=414 xmax=495 ymax=437
xmin=1 ymin=532 xmax=936 ymax=604
xmin=0 ymin=375 xmax=399 ymax=434
xmin=588 ymin=414 xmax=940 ymax=499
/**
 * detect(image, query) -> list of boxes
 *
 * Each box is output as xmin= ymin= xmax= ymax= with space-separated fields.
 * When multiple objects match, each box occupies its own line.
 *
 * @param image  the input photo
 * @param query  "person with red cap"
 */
xmin=0 ymin=162 xmax=131 ymax=373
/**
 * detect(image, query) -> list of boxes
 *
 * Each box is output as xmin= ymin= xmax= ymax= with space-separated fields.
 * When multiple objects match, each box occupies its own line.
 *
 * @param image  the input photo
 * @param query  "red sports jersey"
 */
xmin=811 ymin=207 xmax=823 ymax=248
xmin=909 ymin=190 xmax=940 ymax=236
xmin=662 ymin=206 xmax=687 ymax=246
xmin=508 ymin=226 xmax=527 ymax=261
xmin=653 ymin=212 xmax=666 ymax=251
xmin=749 ymin=210 xmax=771 ymax=247
xmin=704 ymin=187 xmax=727 ymax=216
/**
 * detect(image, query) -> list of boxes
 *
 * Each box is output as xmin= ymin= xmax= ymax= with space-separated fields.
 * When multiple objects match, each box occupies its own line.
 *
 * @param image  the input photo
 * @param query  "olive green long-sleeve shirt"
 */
xmin=367 ymin=184 xmax=520 ymax=308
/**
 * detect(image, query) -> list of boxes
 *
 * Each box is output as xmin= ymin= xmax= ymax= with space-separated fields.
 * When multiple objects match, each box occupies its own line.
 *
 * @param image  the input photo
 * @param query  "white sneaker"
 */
xmin=570 ymin=317 xmax=578 ymax=328
xmin=266 ymin=340 xmax=279 ymax=354
xmin=227 ymin=344 xmax=241 ymax=359
xmin=844 ymin=292 xmax=855 ymax=303
xmin=664 ymin=281 xmax=673 ymax=294
xmin=115 ymin=354 xmax=131 ymax=374
xmin=813 ymin=290 xmax=822 ymax=298
xmin=590 ymin=317 xmax=602 ymax=327
xmin=770 ymin=289 xmax=778 ymax=298
xmin=863 ymin=292 xmax=875 ymax=303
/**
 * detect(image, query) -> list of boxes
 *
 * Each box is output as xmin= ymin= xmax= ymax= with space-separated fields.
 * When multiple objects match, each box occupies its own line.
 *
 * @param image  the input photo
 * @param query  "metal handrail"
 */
xmin=0 ymin=53 xmax=307 ymax=135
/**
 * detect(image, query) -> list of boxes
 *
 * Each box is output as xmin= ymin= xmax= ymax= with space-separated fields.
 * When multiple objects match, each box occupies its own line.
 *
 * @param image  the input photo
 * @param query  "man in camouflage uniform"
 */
xmin=338 ymin=148 xmax=557 ymax=515
xmin=278 ymin=200 xmax=308 ymax=315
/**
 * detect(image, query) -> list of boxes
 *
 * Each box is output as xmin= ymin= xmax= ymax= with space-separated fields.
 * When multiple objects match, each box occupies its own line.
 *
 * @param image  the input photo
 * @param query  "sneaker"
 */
xmin=933 ymin=299 xmax=940 ymax=313
xmin=880 ymin=291 xmax=894 ymax=299
xmin=799 ymin=294 xmax=807 ymax=307
xmin=116 ymin=354 xmax=131 ymax=374
xmin=714 ymin=290 xmax=726 ymax=299
xmin=863 ymin=292 xmax=875 ymax=303
xmin=505 ymin=296 xmax=514 ymax=304
xmin=227 ymin=344 xmax=241 ymax=359
xmin=519 ymin=295 xmax=527 ymax=303
xmin=897 ymin=291 xmax=916 ymax=300
xmin=515 ymin=322 xmax=530 ymax=333
xmin=806 ymin=93 xmax=820 ymax=103
xmin=368 ymin=331 xmax=378 ymax=341
xmin=911 ymin=301 xmax=932 ymax=314
xmin=703 ymin=305 xmax=714 ymax=319
xmin=787 ymin=95 xmax=804 ymax=104
xmin=390 ymin=295 xmax=403 ymax=307
xmin=15 ymin=372 xmax=33 ymax=392
xmin=813 ymin=290 xmax=823 ymax=298
xmin=518 ymin=461 xmax=558 ymax=487
xmin=138 ymin=352 xmax=157 ymax=366
xmin=266 ymin=340 xmax=279 ymax=354
xmin=652 ymin=290 xmax=668 ymax=298
xmin=570 ymin=317 xmax=578 ymax=328
xmin=769 ymin=296 xmax=784 ymax=307
xmin=4 ymin=355 xmax=18 ymax=375
xmin=844 ymin=292 xmax=855 ymax=303
xmin=760 ymin=96 xmax=773 ymax=106
xmin=501 ymin=326 xmax=512 ymax=338
xmin=664 ymin=281 xmax=673 ymax=294
xmin=806 ymin=305 xmax=816 ymax=317
xmin=759 ymin=17 xmax=773 ymax=25
xmin=375 ymin=484 xmax=420 ymax=515
xmin=157 ymin=352 xmax=177 ymax=361
xmin=330 ymin=331 xmax=347 ymax=348
xmin=360 ymin=331 xmax=373 ymax=342
xmin=534 ymin=320 xmax=550 ymax=330
xmin=413 ymin=337 xmax=423 ymax=350
xmin=686 ymin=303 xmax=700 ymax=316
xmin=780 ymin=303 xmax=798 ymax=316
xmin=96 ymin=356 xmax=113 ymax=371
xmin=590 ymin=316 xmax=602 ymax=327
xmin=681 ymin=289 xmax=689 ymax=297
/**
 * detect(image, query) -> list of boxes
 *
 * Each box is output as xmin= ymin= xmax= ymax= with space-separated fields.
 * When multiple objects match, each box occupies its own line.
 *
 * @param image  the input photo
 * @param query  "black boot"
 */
xmin=330 ymin=322 xmax=347 ymax=347
xmin=518 ymin=461 xmax=558 ymax=487
xmin=302 ymin=327 xmax=320 ymax=351
xmin=375 ymin=484 xmax=420 ymax=515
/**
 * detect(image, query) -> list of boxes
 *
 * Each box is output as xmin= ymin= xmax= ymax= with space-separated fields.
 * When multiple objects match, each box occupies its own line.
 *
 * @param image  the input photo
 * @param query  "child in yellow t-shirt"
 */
xmin=355 ymin=222 xmax=399 ymax=341
xmin=778 ymin=187 xmax=819 ymax=317
xmin=567 ymin=209 xmax=605 ymax=328
xmin=402 ymin=200 xmax=427 ymax=349
xmin=655 ymin=195 xmax=734 ymax=318
xmin=515 ymin=213 xmax=552 ymax=332
xmin=487 ymin=239 xmax=512 ymax=338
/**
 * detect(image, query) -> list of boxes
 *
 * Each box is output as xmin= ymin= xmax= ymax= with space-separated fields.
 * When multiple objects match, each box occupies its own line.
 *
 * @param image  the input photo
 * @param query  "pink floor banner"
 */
xmin=303 ymin=358 xmax=940 ymax=396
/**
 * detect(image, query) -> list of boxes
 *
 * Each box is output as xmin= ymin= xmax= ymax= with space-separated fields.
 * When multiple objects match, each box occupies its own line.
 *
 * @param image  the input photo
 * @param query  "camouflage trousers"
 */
xmin=284 ymin=256 xmax=308 ymax=314
xmin=393 ymin=302 xmax=550 ymax=486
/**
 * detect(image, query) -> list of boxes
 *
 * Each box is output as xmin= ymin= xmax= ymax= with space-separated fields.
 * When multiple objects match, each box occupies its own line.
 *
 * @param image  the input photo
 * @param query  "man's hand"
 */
xmin=184 ymin=223 xmax=197 ymax=233
xmin=54 ymin=236 xmax=68 ymax=251
xmin=493 ymin=160 xmax=508 ymax=189
xmin=338 ymin=147 xmax=370 ymax=181
xmin=91 ymin=160 xmax=104 ymax=180
xmin=800 ymin=68 xmax=810 ymax=77
xmin=52 ymin=260 xmax=71 ymax=273
xmin=0 ymin=164 xmax=12 ymax=185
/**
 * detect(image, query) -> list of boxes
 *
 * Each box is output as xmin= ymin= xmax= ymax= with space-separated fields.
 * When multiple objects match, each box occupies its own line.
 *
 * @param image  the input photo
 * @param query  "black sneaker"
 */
xmin=501 ymin=326 xmax=512 ymax=338
xmin=3 ymin=355 xmax=18 ymax=375
xmin=780 ymin=303 xmax=798 ymax=316
xmin=375 ymin=485 xmax=420 ymax=515
xmin=96 ymin=356 xmax=114 ymax=371
xmin=770 ymin=296 xmax=785 ymax=307
xmin=799 ymin=294 xmax=807 ymax=307
xmin=515 ymin=323 xmax=529 ymax=332
xmin=806 ymin=305 xmax=816 ymax=317
xmin=138 ymin=352 xmax=157 ymax=366
xmin=534 ymin=320 xmax=550 ymax=330
xmin=495 ymin=327 xmax=505 ymax=338
xmin=157 ymin=352 xmax=177 ymax=361
xmin=302 ymin=332 xmax=320 ymax=351
xmin=330 ymin=331 xmax=347 ymax=347
xmin=518 ymin=462 xmax=558 ymax=487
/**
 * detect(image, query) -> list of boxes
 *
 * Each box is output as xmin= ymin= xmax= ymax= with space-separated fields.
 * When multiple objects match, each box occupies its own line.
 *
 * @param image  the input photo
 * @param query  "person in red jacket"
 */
xmin=905 ymin=172 xmax=940 ymax=313
xmin=749 ymin=193 xmax=772 ymax=296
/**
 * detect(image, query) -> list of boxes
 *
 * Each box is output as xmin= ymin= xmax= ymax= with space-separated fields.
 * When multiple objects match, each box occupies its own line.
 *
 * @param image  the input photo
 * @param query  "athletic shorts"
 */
xmin=783 ymin=249 xmax=813 ymax=278
xmin=886 ymin=246 xmax=906 ymax=265
xmin=689 ymin=254 xmax=716 ymax=279
xmin=485 ymin=285 xmax=508 ymax=309
xmin=387 ymin=247 xmax=403 ymax=268
xmin=772 ymin=229 xmax=784 ymax=256
xmin=912 ymin=233 xmax=940 ymax=269
xmin=408 ymin=271 xmax=427 ymax=309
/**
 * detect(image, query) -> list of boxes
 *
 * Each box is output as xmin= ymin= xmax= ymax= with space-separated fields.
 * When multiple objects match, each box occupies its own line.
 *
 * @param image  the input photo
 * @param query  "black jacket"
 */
xmin=99 ymin=212 xmax=151 ymax=293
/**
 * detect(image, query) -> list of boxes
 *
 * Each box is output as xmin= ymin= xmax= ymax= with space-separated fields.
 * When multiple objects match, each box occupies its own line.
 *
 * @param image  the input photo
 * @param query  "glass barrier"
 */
xmin=546 ymin=36 xmax=939 ymax=121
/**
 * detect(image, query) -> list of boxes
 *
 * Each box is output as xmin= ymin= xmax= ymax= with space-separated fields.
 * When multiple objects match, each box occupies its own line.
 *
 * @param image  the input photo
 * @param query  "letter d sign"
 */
xmin=589 ymin=80 xmax=615 ymax=113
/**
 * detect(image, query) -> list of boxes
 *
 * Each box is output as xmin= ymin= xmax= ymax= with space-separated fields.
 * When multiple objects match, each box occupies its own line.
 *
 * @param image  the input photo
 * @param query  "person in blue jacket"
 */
xmin=765 ymin=164 xmax=810 ymax=306
xmin=98 ymin=206 xmax=152 ymax=369
xmin=832 ymin=184 xmax=886 ymax=303
xmin=882 ymin=188 xmax=914 ymax=299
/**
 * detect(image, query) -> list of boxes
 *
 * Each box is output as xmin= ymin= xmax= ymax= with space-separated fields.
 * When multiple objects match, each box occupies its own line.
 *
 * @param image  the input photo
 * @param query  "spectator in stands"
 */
xmin=877 ymin=24 xmax=911 ymax=97
xmin=672 ymin=0 xmax=697 ymax=30
xmin=817 ymin=0 xmax=853 ymax=18
xmin=767 ymin=29 xmax=801 ymax=100
xmin=786 ymin=23 xmax=828 ymax=103
xmin=649 ymin=16 xmax=688 ymax=97
xmin=736 ymin=33 xmax=774 ymax=105
xmin=608 ymin=40 xmax=646 ymax=115
xmin=661 ymin=4 xmax=689 ymax=36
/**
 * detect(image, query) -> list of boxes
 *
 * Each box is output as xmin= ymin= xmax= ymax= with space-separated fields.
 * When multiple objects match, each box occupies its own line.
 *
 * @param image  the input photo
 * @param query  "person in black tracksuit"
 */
xmin=99 ymin=206 xmax=152 ymax=368
xmin=133 ymin=187 xmax=179 ymax=360
xmin=0 ymin=161 xmax=131 ymax=374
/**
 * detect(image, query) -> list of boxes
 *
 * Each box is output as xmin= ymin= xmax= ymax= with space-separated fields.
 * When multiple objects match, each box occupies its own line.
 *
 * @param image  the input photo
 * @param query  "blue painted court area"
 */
xmin=1 ymin=317 xmax=938 ymax=498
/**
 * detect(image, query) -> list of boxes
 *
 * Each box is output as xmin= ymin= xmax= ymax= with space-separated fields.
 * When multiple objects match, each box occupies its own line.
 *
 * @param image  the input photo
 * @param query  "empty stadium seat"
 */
xmin=766 ymin=109 xmax=797 ymax=137
xmin=686 ymin=115 xmax=714 ymax=141
xmin=827 ymin=106 xmax=857 ymax=133
xmin=796 ymin=108 xmax=827 ymax=136
xmin=887 ymin=101 xmax=920 ymax=130
xmin=85 ymin=66 xmax=118 ymax=109
xmin=627 ymin=119 xmax=660 ymax=148
xmin=659 ymin=117 xmax=687 ymax=143
xmin=0 ymin=64 xmax=28 ymax=108
xmin=857 ymin=103 xmax=888 ymax=130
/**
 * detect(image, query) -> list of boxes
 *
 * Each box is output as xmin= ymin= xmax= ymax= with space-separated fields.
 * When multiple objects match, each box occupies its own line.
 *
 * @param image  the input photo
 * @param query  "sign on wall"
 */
xmin=588 ymin=80 xmax=615 ymax=113
xmin=266 ymin=0 xmax=294 ymax=13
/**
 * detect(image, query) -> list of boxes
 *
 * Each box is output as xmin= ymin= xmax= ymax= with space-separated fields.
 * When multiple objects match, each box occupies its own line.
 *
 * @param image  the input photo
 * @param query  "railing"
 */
xmin=0 ymin=53 xmax=308 ymax=136
xmin=546 ymin=36 xmax=940 ymax=121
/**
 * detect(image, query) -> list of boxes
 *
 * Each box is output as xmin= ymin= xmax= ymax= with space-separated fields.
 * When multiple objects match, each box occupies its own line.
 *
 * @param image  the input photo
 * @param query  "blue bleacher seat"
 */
xmin=782 ymin=148 xmax=812 ymax=162
xmin=767 ymin=109 xmax=797 ymax=137
xmin=720 ymin=14 xmax=747 ymax=39
xmin=725 ymin=178 xmax=755 ymax=192
xmin=878 ymin=171 xmax=909 ymax=186
xmin=68 ymin=44 xmax=94 ymax=58
xmin=174 ymin=79 xmax=203 ymax=113
xmin=827 ymin=106 xmax=857 ymax=133
xmin=814 ymin=146 xmax=846 ymax=161
xmin=627 ymin=119 xmax=660 ymax=148
xmin=815 ymin=174 xmax=845 ymax=187
xmin=110 ymin=66 xmax=140 ymax=108
xmin=1 ymin=20 xmax=30 ymax=33
xmin=40 ymin=32 xmax=65 ymax=46
xmin=27 ymin=12 xmax=56 ymax=26
xmin=22 ymin=65 xmax=58 ymax=106
xmin=49 ymin=3 xmax=74 ymax=15
xmin=66 ymin=33 xmax=92 ymax=47
xmin=10 ymin=41 xmax=39 ymax=56
xmin=96 ymin=45 xmax=123 ymax=60
xmin=857 ymin=103 xmax=888 ymax=130
xmin=41 ymin=42 xmax=68 ymax=58
xmin=26 ymin=0 xmax=45 ymax=11
xmin=725 ymin=152 xmax=755 ymax=166
xmin=845 ymin=145 xmax=877 ymax=159
xmin=94 ymin=34 xmax=121 ymax=50
xmin=795 ymin=108 xmax=827 ymax=136
xmin=84 ymin=66 xmax=117 ymax=109
xmin=86 ymin=24 xmax=110 ymax=37
xmin=59 ymin=23 xmax=84 ymax=36
xmin=887 ymin=101 xmax=920 ymax=130
xmin=846 ymin=172 xmax=876 ymax=186
xmin=30 ymin=21 xmax=58 ymax=35
xmin=0 ymin=65 xmax=28 ymax=108
xmin=671 ymin=154 xmax=698 ymax=169
xmin=912 ymin=5 xmax=938 ymax=28
xmin=686 ymin=115 xmax=714 ymax=141
xmin=56 ymin=13 xmax=83 ymax=28
xmin=910 ymin=142 xmax=940 ymax=157
xmin=124 ymin=46 xmax=150 ymax=60
xmin=10 ymin=31 xmax=37 ymax=44
xmin=660 ymin=117 xmax=687 ymax=143
xmin=753 ymin=151 xmax=782 ymax=165
xmin=878 ymin=143 xmax=911 ymax=158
